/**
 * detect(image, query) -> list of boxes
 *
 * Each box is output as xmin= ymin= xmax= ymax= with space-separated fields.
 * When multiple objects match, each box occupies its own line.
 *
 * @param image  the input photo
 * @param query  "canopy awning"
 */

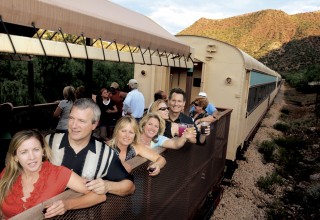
xmin=0 ymin=0 xmax=193 ymax=67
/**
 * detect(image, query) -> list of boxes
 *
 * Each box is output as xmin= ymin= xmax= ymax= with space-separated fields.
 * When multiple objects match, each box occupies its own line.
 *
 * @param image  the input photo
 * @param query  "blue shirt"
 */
xmin=189 ymin=103 xmax=217 ymax=115
xmin=150 ymin=135 xmax=169 ymax=148
xmin=123 ymin=89 xmax=145 ymax=118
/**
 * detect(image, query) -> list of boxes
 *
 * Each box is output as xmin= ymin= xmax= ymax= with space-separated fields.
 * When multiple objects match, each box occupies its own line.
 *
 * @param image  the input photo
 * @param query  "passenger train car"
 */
xmin=134 ymin=35 xmax=282 ymax=173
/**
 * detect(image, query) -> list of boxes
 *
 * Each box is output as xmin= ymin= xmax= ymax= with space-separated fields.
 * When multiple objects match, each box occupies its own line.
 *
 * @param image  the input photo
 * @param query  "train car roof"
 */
xmin=0 ymin=0 xmax=192 ymax=67
xmin=238 ymin=49 xmax=278 ymax=76
xmin=176 ymin=35 xmax=280 ymax=77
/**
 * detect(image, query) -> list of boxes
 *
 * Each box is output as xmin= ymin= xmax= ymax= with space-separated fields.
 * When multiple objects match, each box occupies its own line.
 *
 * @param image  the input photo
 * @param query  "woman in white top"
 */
xmin=139 ymin=113 xmax=196 ymax=150
xmin=53 ymin=86 xmax=75 ymax=133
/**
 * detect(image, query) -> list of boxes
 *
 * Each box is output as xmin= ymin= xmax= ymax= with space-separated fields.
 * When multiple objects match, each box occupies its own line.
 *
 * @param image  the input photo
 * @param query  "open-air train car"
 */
xmin=0 ymin=1 xmax=232 ymax=219
xmin=134 ymin=35 xmax=282 ymax=172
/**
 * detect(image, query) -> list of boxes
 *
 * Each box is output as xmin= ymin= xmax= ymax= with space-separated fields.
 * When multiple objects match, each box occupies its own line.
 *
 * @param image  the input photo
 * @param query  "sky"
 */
xmin=110 ymin=0 xmax=320 ymax=34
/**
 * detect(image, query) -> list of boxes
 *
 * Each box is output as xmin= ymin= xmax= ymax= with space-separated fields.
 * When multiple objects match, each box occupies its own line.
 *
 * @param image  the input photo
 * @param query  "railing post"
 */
xmin=27 ymin=60 xmax=34 ymax=106
xmin=185 ymin=67 xmax=193 ymax=113
xmin=85 ymin=38 xmax=93 ymax=97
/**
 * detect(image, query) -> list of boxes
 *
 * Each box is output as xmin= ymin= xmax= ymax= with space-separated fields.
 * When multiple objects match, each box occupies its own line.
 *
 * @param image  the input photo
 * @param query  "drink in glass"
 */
xmin=200 ymin=121 xmax=209 ymax=134
xmin=178 ymin=123 xmax=188 ymax=137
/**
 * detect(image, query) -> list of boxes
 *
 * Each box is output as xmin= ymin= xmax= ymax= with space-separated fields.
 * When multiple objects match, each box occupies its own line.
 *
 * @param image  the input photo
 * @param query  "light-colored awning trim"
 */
xmin=0 ymin=33 xmax=193 ymax=67
xmin=0 ymin=0 xmax=193 ymax=67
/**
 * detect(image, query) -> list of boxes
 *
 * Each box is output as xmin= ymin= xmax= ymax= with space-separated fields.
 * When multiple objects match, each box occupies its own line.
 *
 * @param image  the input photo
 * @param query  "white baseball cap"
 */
xmin=198 ymin=92 xmax=207 ymax=97
xmin=127 ymin=79 xmax=138 ymax=85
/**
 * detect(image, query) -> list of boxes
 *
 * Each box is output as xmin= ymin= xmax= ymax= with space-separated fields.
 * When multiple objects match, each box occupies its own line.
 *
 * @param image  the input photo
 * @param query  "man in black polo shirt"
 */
xmin=168 ymin=88 xmax=209 ymax=144
xmin=46 ymin=98 xmax=135 ymax=196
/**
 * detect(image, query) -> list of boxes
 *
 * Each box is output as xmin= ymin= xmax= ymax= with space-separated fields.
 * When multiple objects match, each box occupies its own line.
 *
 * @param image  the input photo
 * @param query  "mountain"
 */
xmin=178 ymin=10 xmax=320 ymax=73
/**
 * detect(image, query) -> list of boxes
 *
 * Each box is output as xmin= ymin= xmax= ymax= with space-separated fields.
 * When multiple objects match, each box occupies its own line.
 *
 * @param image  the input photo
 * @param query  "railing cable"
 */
xmin=32 ymin=22 xmax=46 ymax=56
xmin=59 ymin=28 xmax=72 ymax=58
xmin=127 ymin=42 xmax=134 ymax=63
xmin=100 ymin=38 xmax=106 ymax=61
xmin=114 ymin=40 xmax=121 ymax=62
xmin=81 ymin=33 xmax=89 ymax=59
xmin=139 ymin=45 xmax=145 ymax=64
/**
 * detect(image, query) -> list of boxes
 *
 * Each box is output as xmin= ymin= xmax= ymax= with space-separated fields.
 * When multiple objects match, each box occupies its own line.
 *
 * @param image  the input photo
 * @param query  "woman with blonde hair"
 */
xmin=139 ymin=113 xmax=195 ymax=149
xmin=0 ymin=130 xmax=105 ymax=219
xmin=53 ymin=85 xmax=76 ymax=133
xmin=107 ymin=116 xmax=166 ymax=176
xmin=149 ymin=100 xmax=197 ymax=144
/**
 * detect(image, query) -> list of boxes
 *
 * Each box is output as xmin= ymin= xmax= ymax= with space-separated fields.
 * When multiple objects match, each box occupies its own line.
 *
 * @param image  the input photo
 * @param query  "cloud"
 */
xmin=147 ymin=1 xmax=232 ymax=34
xmin=111 ymin=0 xmax=320 ymax=34
xmin=279 ymin=0 xmax=320 ymax=14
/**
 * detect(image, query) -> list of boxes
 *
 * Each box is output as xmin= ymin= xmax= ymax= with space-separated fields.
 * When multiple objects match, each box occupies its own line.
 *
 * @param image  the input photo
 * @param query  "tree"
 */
xmin=0 ymin=56 xmax=134 ymax=105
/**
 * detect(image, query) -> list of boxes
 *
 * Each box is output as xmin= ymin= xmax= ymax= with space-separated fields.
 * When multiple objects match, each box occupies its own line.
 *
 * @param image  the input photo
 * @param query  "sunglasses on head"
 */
xmin=158 ymin=107 xmax=170 ymax=111
xmin=194 ymin=103 xmax=199 ymax=106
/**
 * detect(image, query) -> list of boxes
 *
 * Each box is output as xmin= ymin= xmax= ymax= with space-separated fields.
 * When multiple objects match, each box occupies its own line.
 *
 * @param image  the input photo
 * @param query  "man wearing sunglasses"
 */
xmin=189 ymin=92 xmax=219 ymax=125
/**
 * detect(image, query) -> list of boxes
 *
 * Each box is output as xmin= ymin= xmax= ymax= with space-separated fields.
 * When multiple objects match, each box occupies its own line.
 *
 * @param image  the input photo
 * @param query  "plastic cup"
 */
xmin=185 ymin=124 xmax=195 ymax=133
xmin=178 ymin=123 xmax=188 ymax=137
xmin=187 ymin=124 xmax=195 ymax=128
xmin=200 ymin=122 xmax=209 ymax=134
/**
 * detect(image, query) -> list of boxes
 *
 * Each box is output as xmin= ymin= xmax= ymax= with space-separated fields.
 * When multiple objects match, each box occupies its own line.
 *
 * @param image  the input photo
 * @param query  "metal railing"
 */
xmin=11 ymin=102 xmax=59 ymax=134
xmin=9 ymin=107 xmax=232 ymax=220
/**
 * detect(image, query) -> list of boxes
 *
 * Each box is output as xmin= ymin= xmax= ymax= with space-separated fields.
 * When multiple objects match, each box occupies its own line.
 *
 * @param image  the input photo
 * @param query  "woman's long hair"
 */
xmin=0 ymin=130 xmax=53 ymax=205
xmin=149 ymin=99 xmax=166 ymax=115
xmin=63 ymin=86 xmax=76 ymax=103
xmin=139 ymin=113 xmax=165 ymax=143
xmin=109 ymin=116 xmax=140 ymax=149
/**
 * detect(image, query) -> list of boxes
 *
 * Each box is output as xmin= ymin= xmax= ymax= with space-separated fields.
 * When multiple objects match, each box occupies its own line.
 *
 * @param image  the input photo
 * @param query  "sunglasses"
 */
xmin=194 ymin=103 xmax=199 ymax=106
xmin=158 ymin=107 xmax=170 ymax=111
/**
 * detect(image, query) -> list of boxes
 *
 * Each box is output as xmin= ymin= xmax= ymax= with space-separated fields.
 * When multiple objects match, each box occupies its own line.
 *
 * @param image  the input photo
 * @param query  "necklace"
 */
xmin=140 ymin=136 xmax=151 ymax=146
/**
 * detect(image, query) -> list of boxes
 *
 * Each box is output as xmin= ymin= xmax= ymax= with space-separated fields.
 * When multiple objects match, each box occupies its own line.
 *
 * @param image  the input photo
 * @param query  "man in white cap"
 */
xmin=190 ymin=92 xmax=219 ymax=124
xmin=122 ymin=79 xmax=145 ymax=121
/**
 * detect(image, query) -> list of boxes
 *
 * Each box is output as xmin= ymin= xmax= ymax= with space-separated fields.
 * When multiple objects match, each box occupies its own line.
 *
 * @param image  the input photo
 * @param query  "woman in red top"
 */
xmin=0 ymin=130 xmax=106 ymax=219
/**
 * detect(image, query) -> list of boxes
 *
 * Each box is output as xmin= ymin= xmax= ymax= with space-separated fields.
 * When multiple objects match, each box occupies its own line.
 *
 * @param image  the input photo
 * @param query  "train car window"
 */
xmin=246 ymin=71 xmax=277 ymax=115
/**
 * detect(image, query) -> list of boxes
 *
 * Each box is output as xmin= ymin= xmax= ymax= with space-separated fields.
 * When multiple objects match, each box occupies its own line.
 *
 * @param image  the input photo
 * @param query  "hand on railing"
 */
xmin=42 ymin=200 xmax=67 ymax=219
xmin=86 ymin=178 xmax=107 ymax=195
xmin=147 ymin=162 xmax=160 ymax=176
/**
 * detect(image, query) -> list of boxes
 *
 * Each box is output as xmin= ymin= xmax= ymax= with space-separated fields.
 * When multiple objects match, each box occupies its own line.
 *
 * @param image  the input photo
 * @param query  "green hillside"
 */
xmin=178 ymin=10 xmax=320 ymax=74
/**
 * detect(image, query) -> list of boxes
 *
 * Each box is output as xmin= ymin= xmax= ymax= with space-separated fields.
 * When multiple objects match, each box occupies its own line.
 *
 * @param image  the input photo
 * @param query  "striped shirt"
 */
xmin=45 ymin=133 xmax=132 ymax=181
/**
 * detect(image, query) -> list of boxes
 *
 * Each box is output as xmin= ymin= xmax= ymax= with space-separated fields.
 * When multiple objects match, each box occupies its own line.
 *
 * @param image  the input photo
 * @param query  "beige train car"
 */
xmin=134 ymin=35 xmax=281 ymax=170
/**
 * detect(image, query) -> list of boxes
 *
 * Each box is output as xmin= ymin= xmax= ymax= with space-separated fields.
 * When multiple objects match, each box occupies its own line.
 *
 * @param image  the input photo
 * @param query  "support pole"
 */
xmin=85 ymin=38 xmax=93 ymax=98
xmin=27 ymin=61 xmax=35 ymax=105
xmin=185 ymin=67 xmax=193 ymax=114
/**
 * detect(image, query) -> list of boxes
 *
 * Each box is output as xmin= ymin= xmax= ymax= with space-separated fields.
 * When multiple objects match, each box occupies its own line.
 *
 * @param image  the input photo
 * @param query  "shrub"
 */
xmin=290 ymin=118 xmax=316 ymax=133
xmin=280 ymin=108 xmax=290 ymax=115
xmin=303 ymin=183 xmax=320 ymax=213
xmin=256 ymin=172 xmax=283 ymax=194
xmin=278 ymin=183 xmax=320 ymax=219
xmin=266 ymin=200 xmax=287 ymax=220
xmin=274 ymin=136 xmax=307 ymax=150
xmin=279 ymin=113 xmax=289 ymax=121
xmin=273 ymin=137 xmax=313 ymax=180
xmin=258 ymin=140 xmax=277 ymax=162
xmin=273 ymin=122 xmax=290 ymax=132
